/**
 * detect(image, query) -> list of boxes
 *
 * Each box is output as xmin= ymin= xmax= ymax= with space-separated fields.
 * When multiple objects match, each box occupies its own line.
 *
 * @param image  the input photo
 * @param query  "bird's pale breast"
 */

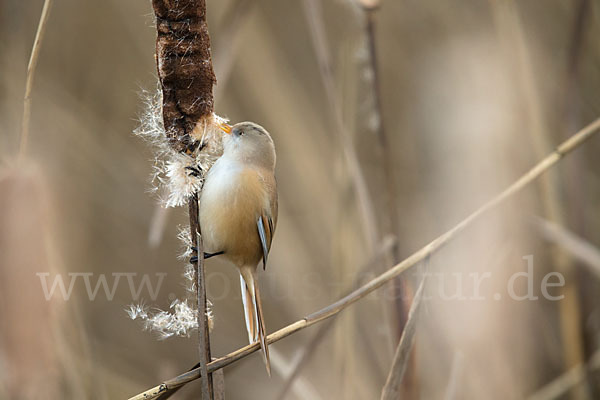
xmin=199 ymin=159 xmax=269 ymax=268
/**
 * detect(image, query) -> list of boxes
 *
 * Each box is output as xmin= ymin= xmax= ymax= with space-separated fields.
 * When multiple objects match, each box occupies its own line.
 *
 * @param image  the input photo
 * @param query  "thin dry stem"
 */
xmin=533 ymin=217 xmax=600 ymax=279
xmin=128 ymin=117 xmax=600 ymax=400
xmin=301 ymin=0 xmax=397 ymax=360
xmin=380 ymin=277 xmax=425 ymax=400
xmin=19 ymin=0 xmax=53 ymax=159
xmin=189 ymin=194 xmax=213 ymax=398
xmin=363 ymin=9 xmax=399 ymax=260
xmin=301 ymin=0 xmax=379 ymax=252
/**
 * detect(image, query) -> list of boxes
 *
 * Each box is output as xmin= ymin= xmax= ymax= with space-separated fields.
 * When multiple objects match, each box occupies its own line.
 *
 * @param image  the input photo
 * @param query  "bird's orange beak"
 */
xmin=219 ymin=122 xmax=232 ymax=135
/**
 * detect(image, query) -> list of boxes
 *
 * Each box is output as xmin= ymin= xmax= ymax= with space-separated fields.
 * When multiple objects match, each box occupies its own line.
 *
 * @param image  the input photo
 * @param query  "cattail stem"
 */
xmin=151 ymin=1 xmax=216 ymax=398
xmin=189 ymin=194 xmax=213 ymax=399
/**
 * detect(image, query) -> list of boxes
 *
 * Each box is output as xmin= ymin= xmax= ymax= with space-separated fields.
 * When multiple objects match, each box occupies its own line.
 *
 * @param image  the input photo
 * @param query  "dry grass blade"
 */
xmin=128 ymin=117 xmax=600 ymax=400
xmin=380 ymin=277 xmax=426 ymax=400
xmin=533 ymin=217 xmax=600 ymax=279
xmin=19 ymin=0 xmax=53 ymax=158
xmin=528 ymin=348 xmax=600 ymax=400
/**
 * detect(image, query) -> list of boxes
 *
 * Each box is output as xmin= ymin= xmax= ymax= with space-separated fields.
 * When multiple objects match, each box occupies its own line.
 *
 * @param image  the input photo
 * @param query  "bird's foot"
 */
xmin=185 ymin=166 xmax=202 ymax=177
xmin=189 ymin=247 xmax=225 ymax=264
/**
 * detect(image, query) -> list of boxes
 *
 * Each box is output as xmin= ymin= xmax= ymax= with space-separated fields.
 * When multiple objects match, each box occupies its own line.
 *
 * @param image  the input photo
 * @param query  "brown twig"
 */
xmin=150 ymin=1 xmax=217 ymax=398
xmin=128 ymin=116 xmax=600 ymax=400
xmin=362 ymin=7 xmax=399 ymax=262
xmin=380 ymin=276 xmax=425 ymax=400
xmin=19 ymin=0 xmax=53 ymax=159
xmin=359 ymin=5 xmax=410 ymax=377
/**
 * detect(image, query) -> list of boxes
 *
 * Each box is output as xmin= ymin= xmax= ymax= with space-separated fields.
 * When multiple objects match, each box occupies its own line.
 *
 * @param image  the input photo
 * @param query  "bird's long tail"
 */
xmin=240 ymin=268 xmax=271 ymax=376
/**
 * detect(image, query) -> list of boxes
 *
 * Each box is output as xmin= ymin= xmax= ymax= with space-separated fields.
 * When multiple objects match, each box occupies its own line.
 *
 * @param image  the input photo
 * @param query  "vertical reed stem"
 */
xmin=19 ymin=0 xmax=53 ymax=159
xmin=189 ymin=194 xmax=213 ymax=399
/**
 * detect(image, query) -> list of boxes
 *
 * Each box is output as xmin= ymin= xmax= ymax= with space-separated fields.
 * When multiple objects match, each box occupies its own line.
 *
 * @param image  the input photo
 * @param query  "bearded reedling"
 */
xmin=198 ymin=121 xmax=277 ymax=375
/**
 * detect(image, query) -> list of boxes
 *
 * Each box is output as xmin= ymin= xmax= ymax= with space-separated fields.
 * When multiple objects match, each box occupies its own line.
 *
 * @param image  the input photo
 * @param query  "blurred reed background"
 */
xmin=1 ymin=0 xmax=600 ymax=399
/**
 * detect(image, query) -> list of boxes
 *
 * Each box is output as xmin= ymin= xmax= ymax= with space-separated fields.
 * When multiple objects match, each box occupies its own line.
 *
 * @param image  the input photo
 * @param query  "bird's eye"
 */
xmin=239 ymin=130 xmax=244 ymax=136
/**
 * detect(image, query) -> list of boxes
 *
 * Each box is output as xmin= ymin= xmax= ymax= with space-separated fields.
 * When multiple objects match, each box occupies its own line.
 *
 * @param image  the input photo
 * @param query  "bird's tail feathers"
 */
xmin=240 ymin=269 xmax=271 ymax=376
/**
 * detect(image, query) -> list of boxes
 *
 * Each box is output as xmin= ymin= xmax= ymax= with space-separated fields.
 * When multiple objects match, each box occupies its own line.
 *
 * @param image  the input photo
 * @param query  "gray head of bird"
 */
xmin=219 ymin=121 xmax=276 ymax=169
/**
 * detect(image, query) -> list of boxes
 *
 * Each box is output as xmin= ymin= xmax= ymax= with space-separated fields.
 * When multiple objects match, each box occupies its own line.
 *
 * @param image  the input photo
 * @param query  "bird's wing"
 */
xmin=257 ymin=172 xmax=277 ymax=270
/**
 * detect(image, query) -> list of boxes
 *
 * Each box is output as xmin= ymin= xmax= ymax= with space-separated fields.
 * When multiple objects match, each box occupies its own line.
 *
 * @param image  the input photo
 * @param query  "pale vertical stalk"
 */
xmin=19 ymin=0 xmax=53 ymax=159
xmin=489 ymin=2 xmax=587 ymax=395
xmin=560 ymin=3 xmax=595 ymax=392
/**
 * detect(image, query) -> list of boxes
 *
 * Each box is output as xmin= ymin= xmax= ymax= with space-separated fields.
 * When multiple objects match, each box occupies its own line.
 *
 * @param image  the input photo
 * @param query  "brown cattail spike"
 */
xmin=153 ymin=0 xmax=217 ymax=153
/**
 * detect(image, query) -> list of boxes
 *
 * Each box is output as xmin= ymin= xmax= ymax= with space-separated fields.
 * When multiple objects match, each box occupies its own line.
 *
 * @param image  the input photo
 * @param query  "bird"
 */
xmin=198 ymin=121 xmax=277 ymax=375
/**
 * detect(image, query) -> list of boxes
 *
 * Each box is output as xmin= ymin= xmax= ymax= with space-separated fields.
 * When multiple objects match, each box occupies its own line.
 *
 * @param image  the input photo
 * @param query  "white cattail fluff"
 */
xmin=129 ymin=86 xmax=222 ymax=338
xmin=177 ymin=225 xmax=199 ymax=294
xmin=134 ymin=88 xmax=227 ymax=207
xmin=126 ymin=300 xmax=214 ymax=340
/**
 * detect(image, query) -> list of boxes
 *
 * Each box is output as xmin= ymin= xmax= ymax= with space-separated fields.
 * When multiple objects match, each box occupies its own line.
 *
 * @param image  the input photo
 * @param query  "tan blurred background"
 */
xmin=1 ymin=0 xmax=600 ymax=399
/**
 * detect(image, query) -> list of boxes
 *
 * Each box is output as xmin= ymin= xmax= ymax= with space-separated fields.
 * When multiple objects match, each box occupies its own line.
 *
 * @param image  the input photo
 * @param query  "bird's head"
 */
xmin=219 ymin=121 xmax=276 ymax=169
